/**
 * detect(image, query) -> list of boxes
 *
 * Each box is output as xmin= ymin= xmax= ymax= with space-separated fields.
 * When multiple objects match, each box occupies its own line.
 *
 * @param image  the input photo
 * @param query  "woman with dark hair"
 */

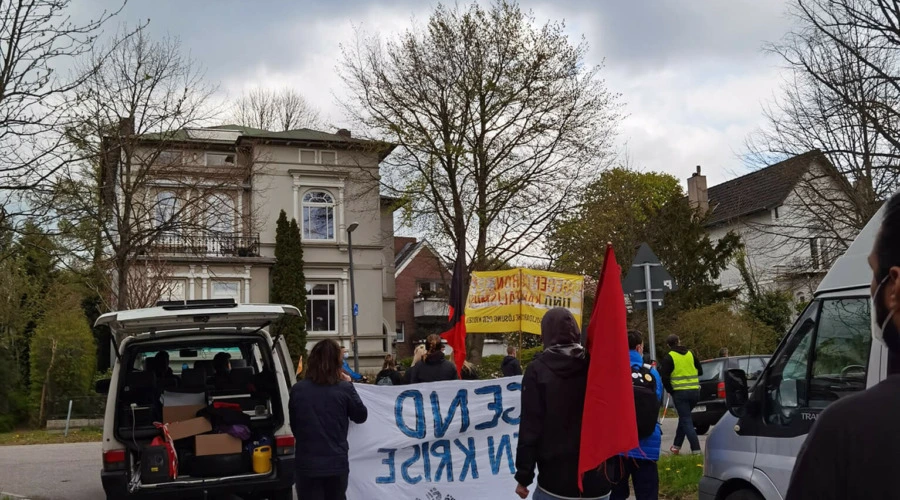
xmin=375 ymin=355 xmax=406 ymax=386
xmin=408 ymin=334 xmax=458 ymax=383
xmin=212 ymin=352 xmax=233 ymax=389
xmin=289 ymin=339 xmax=368 ymax=500
xmin=786 ymin=192 xmax=900 ymax=500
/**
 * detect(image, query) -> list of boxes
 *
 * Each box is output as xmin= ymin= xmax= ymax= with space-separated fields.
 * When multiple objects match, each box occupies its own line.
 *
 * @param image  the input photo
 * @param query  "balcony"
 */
xmin=414 ymin=296 xmax=449 ymax=319
xmin=150 ymin=232 xmax=261 ymax=258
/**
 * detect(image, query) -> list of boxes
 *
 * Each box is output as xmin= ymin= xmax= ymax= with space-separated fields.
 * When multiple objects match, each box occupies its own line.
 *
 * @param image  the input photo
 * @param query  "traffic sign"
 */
xmin=621 ymin=243 xmax=676 ymax=362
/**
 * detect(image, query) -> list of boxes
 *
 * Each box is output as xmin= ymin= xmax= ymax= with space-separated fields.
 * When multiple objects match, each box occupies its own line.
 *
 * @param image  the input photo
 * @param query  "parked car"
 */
xmin=700 ymin=200 xmax=887 ymax=500
xmin=692 ymin=355 xmax=770 ymax=435
xmin=97 ymin=300 xmax=298 ymax=500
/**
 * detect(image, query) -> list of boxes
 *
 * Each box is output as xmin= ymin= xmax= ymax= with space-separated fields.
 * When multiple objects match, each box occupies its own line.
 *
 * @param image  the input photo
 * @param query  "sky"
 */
xmin=75 ymin=0 xmax=796 ymax=189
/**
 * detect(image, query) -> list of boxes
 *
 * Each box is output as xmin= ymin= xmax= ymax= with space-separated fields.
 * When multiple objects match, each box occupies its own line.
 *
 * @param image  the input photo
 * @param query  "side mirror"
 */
xmin=725 ymin=368 xmax=749 ymax=418
xmin=95 ymin=378 xmax=111 ymax=394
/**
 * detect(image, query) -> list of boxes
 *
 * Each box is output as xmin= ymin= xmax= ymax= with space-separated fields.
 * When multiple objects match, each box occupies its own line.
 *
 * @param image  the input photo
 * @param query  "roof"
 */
xmin=208 ymin=124 xmax=373 ymax=145
xmin=393 ymin=237 xmax=448 ymax=276
xmin=706 ymin=150 xmax=822 ymax=226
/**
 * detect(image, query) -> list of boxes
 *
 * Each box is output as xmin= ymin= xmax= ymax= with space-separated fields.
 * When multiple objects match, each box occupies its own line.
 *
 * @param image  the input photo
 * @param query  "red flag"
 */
xmin=441 ymin=253 xmax=467 ymax=377
xmin=578 ymin=244 xmax=638 ymax=491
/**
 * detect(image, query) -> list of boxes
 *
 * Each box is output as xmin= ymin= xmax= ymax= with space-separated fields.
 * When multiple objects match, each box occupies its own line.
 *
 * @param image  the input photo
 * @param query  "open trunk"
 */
xmin=114 ymin=333 xmax=288 ymax=492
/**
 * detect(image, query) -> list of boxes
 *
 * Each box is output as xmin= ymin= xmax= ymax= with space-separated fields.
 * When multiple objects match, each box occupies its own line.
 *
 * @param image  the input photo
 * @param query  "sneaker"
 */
xmin=669 ymin=446 xmax=680 ymax=455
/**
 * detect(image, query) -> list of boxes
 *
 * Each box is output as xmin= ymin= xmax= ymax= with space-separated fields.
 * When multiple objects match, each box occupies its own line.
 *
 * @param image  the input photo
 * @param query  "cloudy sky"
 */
xmin=76 ymin=0 xmax=796 ymax=188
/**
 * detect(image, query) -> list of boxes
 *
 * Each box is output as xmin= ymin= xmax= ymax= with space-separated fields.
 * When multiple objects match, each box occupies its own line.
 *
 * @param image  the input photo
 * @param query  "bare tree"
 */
xmin=0 ymin=0 xmax=123 ymax=201
xmin=231 ymin=87 xmax=322 ymax=131
xmin=46 ymin=26 xmax=262 ymax=313
xmin=745 ymin=0 xmax=900 ymax=277
xmin=339 ymin=2 xmax=620 ymax=361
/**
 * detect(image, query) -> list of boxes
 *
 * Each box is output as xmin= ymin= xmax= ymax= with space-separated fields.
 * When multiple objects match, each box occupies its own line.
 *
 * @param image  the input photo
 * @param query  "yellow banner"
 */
xmin=520 ymin=269 xmax=584 ymax=335
xmin=464 ymin=269 xmax=583 ymax=334
xmin=464 ymin=269 xmax=521 ymax=333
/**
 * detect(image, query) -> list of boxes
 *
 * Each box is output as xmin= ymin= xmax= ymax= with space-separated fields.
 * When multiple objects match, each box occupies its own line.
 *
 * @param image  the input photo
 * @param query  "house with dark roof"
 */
xmin=392 ymin=237 xmax=451 ymax=358
xmin=116 ymin=124 xmax=399 ymax=371
xmin=687 ymin=150 xmax=848 ymax=298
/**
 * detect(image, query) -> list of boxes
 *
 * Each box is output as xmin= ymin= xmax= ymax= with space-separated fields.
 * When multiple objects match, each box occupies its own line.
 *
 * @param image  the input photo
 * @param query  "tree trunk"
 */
xmin=116 ymin=257 xmax=130 ymax=312
xmin=38 ymin=339 xmax=58 ymax=426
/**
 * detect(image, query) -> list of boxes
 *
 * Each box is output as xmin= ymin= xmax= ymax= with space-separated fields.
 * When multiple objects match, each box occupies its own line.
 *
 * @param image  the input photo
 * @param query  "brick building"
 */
xmin=393 ymin=237 xmax=451 ymax=358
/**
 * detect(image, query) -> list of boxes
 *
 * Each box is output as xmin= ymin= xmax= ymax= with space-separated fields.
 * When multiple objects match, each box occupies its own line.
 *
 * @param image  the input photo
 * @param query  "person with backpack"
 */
xmin=375 ymin=355 xmax=405 ymax=386
xmin=609 ymin=330 xmax=662 ymax=500
xmin=658 ymin=334 xmax=703 ymax=455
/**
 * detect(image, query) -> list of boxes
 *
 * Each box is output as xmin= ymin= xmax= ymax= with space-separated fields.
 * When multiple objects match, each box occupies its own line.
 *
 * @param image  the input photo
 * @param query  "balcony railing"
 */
xmin=150 ymin=232 xmax=260 ymax=258
xmin=414 ymin=296 xmax=450 ymax=318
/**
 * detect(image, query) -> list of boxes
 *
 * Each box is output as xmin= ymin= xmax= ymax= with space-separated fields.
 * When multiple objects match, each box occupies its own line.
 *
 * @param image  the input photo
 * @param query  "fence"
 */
xmin=46 ymin=395 xmax=107 ymax=421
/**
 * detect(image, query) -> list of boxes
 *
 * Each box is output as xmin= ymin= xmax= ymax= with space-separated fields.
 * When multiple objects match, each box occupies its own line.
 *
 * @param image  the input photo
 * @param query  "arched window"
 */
xmin=154 ymin=191 xmax=178 ymax=229
xmin=206 ymin=193 xmax=235 ymax=234
xmin=302 ymin=190 xmax=335 ymax=240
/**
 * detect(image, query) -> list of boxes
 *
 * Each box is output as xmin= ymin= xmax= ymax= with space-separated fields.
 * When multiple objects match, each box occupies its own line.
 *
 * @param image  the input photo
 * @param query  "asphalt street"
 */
xmin=0 ymin=418 xmax=708 ymax=500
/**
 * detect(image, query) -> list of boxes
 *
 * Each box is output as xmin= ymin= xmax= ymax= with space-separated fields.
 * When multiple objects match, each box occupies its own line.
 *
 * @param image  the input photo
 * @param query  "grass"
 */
xmin=658 ymin=454 xmax=704 ymax=500
xmin=0 ymin=427 xmax=102 ymax=446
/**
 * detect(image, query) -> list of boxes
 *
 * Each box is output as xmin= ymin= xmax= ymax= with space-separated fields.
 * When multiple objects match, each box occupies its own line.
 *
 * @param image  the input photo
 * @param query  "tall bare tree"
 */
xmin=230 ymin=87 xmax=322 ymax=131
xmin=339 ymin=1 xmax=620 ymax=361
xmin=746 ymin=0 xmax=900 ymax=275
xmin=47 ymin=26 xmax=260 ymax=312
xmin=0 ymin=0 xmax=123 ymax=203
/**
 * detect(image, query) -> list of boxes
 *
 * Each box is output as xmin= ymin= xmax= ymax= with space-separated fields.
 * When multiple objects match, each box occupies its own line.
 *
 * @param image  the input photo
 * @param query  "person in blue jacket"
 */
xmin=610 ymin=330 xmax=663 ymax=500
xmin=341 ymin=347 xmax=367 ymax=383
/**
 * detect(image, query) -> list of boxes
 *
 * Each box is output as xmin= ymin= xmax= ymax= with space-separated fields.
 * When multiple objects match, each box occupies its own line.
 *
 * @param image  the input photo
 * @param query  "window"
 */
xmin=154 ymin=191 xmax=178 ymax=229
xmin=206 ymin=193 xmax=235 ymax=234
xmin=211 ymin=280 xmax=240 ymax=302
xmin=306 ymin=283 xmax=337 ymax=333
xmin=320 ymin=151 xmax=336 ymax=165
xmin=160 ymin=280 xmax=185 ymax=302
xmin=765 ymin=298 xmax=871 ymax=425
xmin=809 ymin=238 xmax=820 ymax=270
xmin=773 ymin=206 xmax=780 ymax=219
xmin=699 ymin=360 xmax=725 ymax=382
xmin=417 ymin=281 xmax=448 ymax=298
xmin=156 ymin=151 xmax=182 ymax=166
xmin=302 ymin=190 xmax=335 ymax=240
xmin=396 ymin=322 xmax=406 ymax=343
xmin=206 ymin=152 xmax=236 ymax=167
xmin=300 ymin=150 xmax=316 ymax=164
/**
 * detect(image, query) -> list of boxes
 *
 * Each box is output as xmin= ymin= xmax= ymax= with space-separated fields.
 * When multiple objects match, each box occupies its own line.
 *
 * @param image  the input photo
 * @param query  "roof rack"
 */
xmin=156 ymin=299 xmax=238 ymax=311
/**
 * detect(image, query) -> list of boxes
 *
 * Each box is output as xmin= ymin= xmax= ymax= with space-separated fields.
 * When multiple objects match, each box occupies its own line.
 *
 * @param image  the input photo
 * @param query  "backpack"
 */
xmin=376 ymin=376 xmax=393 ymax=386
xmin=632 ymin=364 xmax=660 ymax=439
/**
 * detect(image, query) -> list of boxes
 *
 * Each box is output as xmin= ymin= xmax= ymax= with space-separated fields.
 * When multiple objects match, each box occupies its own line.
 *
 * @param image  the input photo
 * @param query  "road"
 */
xmin=0 ymin=419 xmax=709 ymax=500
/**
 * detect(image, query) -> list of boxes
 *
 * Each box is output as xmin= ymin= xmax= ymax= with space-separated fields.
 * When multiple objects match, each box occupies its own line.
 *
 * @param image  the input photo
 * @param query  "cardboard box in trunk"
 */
xmin=195 ymin=433 xmax=243 ymax=456
xmin=166 ymin=417 xmax=212 ymax=441
xmin=163 ymin=404 xmax=205 ymax=424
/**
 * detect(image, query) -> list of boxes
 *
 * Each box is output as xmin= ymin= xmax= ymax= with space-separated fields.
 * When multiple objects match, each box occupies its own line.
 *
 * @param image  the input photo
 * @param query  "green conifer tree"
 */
xmin=270 ymin=210 xmax=308 ymax=366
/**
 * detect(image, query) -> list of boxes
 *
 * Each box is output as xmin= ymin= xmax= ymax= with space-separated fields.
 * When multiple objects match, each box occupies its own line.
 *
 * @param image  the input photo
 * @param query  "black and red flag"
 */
xmin=441 ymin=248 xmax=467 ymax=377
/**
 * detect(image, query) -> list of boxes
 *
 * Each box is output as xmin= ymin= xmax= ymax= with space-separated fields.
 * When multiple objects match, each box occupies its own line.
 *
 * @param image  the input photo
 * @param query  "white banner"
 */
xmin=348 ymin=377 xmax=524 ymax=500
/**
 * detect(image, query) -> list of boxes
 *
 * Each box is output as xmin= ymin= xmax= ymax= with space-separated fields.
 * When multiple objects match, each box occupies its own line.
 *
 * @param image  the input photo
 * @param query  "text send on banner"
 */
xmin=464 ymin=269 xmax=521 ymax=333
xmin=520 ymin=269 xmax=584 ymax=335
xmin=348 ymin=377 xmax=524 ymax=500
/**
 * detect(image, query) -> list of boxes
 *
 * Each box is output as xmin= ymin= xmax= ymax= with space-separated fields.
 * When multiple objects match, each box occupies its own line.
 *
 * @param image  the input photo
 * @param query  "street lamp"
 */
xmin=347 ymin=221 xmax=360 ymax=372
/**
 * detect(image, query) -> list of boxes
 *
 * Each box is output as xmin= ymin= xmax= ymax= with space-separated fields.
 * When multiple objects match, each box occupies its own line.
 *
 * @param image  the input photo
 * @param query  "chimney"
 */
xmin=687 ymin=165 xmax=709 ymax=215
xmin=336 ymin=128 xmax=351 ymax=138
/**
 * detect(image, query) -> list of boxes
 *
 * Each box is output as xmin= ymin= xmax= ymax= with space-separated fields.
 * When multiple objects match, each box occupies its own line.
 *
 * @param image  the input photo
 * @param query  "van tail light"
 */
xmin=717 ymin=381 xmax=726 ymax=400
xmin=103 ymin=449 xmax=127 ymax=472
xmin=275 ymin=435 xmax=295 ymax=456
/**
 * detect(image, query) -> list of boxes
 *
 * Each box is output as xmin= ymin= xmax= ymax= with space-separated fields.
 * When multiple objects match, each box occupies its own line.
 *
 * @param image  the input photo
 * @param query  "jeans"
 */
xmin=671 ymin=390 xmax=701 ymax=451
xmin=295 ymin=473 xmax=349 ymax=500
xmin=608 ymin=458 xmax=659 ymax=500
xmin=533 ymin=486 xmax=611 ymax=500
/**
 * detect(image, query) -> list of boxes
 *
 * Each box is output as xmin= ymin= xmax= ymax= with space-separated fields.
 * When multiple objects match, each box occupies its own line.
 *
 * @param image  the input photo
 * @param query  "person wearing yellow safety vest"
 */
xmin=658 ymin=334 xmax=704 ymax=455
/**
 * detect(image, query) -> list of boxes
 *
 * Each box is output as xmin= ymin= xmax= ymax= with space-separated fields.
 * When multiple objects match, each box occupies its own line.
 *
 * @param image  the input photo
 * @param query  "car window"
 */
xmin=700 ymin=360 xmax=724 ymax=381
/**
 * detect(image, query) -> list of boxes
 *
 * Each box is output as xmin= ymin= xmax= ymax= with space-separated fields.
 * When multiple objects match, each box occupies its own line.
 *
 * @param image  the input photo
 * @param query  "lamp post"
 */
xmin=347 ymin=221 xmax=360 ymax=373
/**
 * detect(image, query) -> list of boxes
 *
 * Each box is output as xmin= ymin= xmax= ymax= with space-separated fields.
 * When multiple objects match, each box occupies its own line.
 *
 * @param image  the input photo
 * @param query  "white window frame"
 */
xmin=210 ymin=280 xmax=241 ymax=303
xmin=301 ymin=189 xmax=336 ymax=241
xmin=156 ymin=150 xmax=182 ymax=166
xmin=320 ymin=150 xmax=337 ymax=165
xmin=306 ymin=282 xmax=339 ymax=334
xmin=396 ymin=321 xmax=406 ymax=343
xmin=205 ymin=193 xmax=236 ymax=234
xmin=205 ymin=152 xmax=236 ymax=167
xmin=154 ymin=191 xmax=179 ymax=229
xmin=160 ymin=280 xmax=186 ymax=302
xmin=298 ymin=150 xmax=338 ymax=165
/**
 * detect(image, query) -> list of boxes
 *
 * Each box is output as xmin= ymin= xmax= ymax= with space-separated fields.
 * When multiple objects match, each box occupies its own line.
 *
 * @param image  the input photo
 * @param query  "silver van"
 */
xmin=700 ymin=203 xmax=888 ymax=500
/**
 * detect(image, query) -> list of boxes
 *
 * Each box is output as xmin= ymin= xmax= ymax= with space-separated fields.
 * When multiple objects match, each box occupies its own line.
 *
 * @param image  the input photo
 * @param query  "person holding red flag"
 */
xmin=514 ymin=308 xmax=613 ymax=500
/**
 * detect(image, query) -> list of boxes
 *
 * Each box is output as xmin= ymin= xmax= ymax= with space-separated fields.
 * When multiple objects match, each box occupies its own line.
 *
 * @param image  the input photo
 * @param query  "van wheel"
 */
xmin=726 ymin=489 xmax=763 ymax=500
xmin=694 ymin=424 xmax=711 ymax=435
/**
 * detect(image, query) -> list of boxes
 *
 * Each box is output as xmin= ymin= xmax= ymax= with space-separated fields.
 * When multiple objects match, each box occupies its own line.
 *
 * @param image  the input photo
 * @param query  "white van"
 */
xmin=700 ymin=202 xmax=887 ymax=500
xmin=96 ymin=300 xmax=299 ymax=500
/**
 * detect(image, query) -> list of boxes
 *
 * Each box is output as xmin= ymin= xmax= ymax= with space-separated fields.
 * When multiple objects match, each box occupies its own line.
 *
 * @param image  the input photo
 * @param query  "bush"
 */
xmin=665 ymin=302 xmax=779 ymax=359
xmin=477 ymin=346 xmax=543 ymax=379
xmin=29 ymin=286 xmax=96 ymax=425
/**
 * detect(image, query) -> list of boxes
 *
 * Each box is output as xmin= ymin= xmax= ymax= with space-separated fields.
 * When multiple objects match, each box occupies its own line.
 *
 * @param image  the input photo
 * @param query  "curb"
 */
xmin=0 ymin=492 xmax=30 ymax=499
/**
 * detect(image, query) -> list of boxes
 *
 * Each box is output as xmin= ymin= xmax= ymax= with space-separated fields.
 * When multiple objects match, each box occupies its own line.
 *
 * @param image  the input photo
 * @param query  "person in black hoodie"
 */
xmin=409 ymin=334 xmax=458 ymax=383
xmin=502 ymin=346 xmax=523 ymax=376
xmin=515 ymin=308 xmax=612 ymax=500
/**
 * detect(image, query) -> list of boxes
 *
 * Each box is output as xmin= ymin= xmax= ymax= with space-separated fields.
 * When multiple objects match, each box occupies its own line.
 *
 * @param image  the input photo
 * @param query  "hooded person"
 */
xmin=514 ymin=308 xmax=612 ymax=500
xmin=408 ymin=334 xmax=458 ymax=383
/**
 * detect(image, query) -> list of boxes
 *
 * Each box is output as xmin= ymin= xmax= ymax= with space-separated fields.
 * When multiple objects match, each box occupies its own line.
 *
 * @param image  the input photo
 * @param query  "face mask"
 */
xmin=343 ymin=352 xmax=349 ymax=360
xmin=872 ymin=274 xmax=899 ymax=350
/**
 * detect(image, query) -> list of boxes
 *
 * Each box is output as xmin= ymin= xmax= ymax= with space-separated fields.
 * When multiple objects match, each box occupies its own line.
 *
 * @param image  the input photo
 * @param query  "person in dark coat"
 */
xmin=375 ymin=355 xmax=406 ymax=386
xmin=289 ymin=338 xmax=368 ymax=500
xmin=501 ymin=346 xmax=523 ymax=376
xmin=514 ymin=308 xmax=612 ymax=500
xmin=461 ymin=361 xmax=479 ymax=380
xmin=408 ymin=334 xmax=458 ymax=383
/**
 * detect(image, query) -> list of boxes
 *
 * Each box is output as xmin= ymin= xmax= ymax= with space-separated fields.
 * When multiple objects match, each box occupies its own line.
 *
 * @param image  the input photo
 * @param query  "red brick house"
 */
xmin=393 ymin=237 xmax=451 ymax=358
